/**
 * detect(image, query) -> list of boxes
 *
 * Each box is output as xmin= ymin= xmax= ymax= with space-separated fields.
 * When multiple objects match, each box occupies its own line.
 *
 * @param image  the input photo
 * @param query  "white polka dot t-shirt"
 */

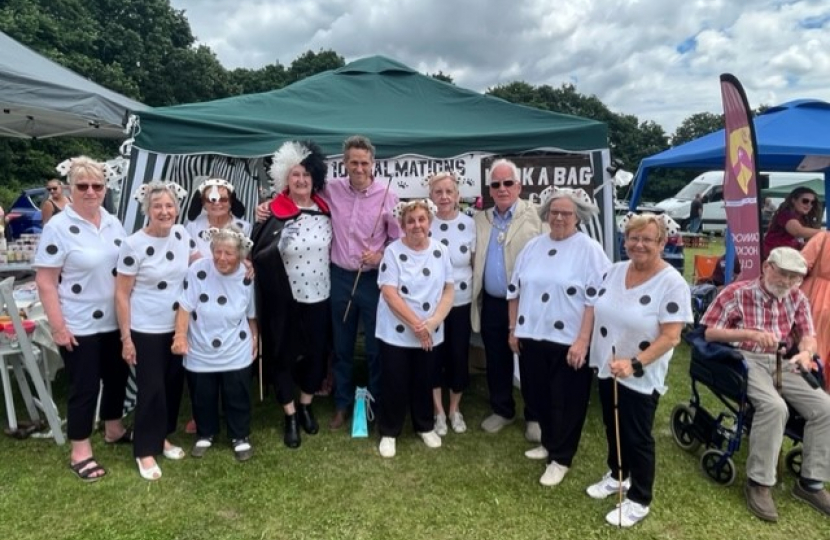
xmin=376 ymin=238 xmax=453 ymax=348
xmin=279 ymin=207 xmax=332 ymax=303
xmin=117 ymin=224 xmax=199 ymax=333
xmin=185 ymin=213 xmax=252 ymax=258
xmin=508 ymin=232 xmax=610 ymax=345
xmin=590 ymin=262 xmax=693 ymax=395
xmin=430 ymin=213 xmax=475 ymax=306
xmin=34 ymin=206 xmax=126 ymax=336
xmin=179 ymin=258 xmax=255 ymax=373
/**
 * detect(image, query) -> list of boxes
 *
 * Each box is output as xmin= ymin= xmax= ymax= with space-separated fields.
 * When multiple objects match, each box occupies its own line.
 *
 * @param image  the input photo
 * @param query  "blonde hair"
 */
xmin=67 ymin=156 xmax=105 ymax=185
xmin=624 ymin=213 xmax=667 ymax=243
xmin=399 ymin=200 xmax=434 ymax=224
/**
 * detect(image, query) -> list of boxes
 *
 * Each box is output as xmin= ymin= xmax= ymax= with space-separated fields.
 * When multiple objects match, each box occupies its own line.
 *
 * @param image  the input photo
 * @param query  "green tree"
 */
xmin=671 ymin=112 xmax=724 ymax=146
xmin=430 ymin=71 xmax=454 ymax=84
xmin=286 ymin=50 xmax=345 ymax=84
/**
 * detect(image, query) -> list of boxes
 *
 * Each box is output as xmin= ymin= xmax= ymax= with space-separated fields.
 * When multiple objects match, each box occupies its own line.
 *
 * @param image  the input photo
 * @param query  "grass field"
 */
xmin=2 ymin=238 xmax=828 ymax=540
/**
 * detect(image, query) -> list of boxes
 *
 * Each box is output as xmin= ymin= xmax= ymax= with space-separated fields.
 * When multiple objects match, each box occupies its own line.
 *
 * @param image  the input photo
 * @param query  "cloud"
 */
xmin=170 ymin=0 xmax=830 ymax=134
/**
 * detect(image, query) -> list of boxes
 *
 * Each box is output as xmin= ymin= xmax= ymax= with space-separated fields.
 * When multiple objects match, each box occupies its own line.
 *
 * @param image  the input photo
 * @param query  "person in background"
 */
xmin=34 ymin=156 xmax=131 ymax=482
xmin=800 ymin=230 xmax=830 ymax=390
xmin=40 ymin=178 xmax=71 ymax=225
xmin=251 ymin=141 xmax=332 ymax=448
xmin=508 ymin=187 xmax=610 ymax=487
xmin=761 ymin=198 xmax=777 ymax=224
xmin=703 ymin=247 xmax=830 ymax=522
xmin=472 ymin=159 xmax=544 ymax=441
xmin=427 ymin=171 xmax=475 ymax=436
xmin=376 ymin=199 xmax=454 ymax=458
xmin=172 ymin=226 xmax=258 ymax=461
xmin=688 ymin=193 xmax=703 ymax=233
xmin=116 ymin=181 xmax=199 ymax=481
xmin=587 ymin=213 xmax=692 ymax=527
xmin=763 ymin=187 xmax=822 ymax=257
xmin=185 ymin=177 xmax=250 ymax=257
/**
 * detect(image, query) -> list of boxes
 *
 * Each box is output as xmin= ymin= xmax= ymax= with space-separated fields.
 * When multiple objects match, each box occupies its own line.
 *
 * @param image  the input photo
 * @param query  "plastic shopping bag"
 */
xmin=351 ymin=386 xmax=375 ymax=438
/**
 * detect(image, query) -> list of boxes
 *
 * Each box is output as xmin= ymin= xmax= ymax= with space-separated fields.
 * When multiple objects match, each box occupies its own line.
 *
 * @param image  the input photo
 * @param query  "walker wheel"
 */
xmin=785 ymin=448 xmax=803 ymax=476
xmin=700 ymin=449 xmax=736 ymax=486
xmin=670 ymin=404 xmax=702 ymax=452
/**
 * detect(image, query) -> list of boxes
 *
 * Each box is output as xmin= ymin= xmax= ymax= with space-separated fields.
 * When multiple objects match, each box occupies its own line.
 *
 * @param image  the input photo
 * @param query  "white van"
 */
xmin=655 ymin=171 xmax=817 ymax=233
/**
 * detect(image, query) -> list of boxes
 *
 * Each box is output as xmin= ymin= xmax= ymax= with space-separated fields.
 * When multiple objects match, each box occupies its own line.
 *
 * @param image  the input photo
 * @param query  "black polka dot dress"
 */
xmin=33 ymin=206 xmax=127 ymax=335
xmin=430 ymin=213 xmax=475 ymax=306
xmin=178 ymin=258 xmax=256 ymax=372
xmin=116 ymin=224 xmax=199 ymax=332
xmin=507 ymin=233 xmax=610 ymax=344
xmin=376 ymin=239 xmax=453 ymax=347
xmin=590 ymin=261 xmax=693 ymax=394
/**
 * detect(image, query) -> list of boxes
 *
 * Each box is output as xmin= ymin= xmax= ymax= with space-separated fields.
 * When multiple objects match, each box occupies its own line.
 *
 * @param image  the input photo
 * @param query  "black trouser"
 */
xmin=188 ymin=366 xmax=252 ymax=441
xmin=598 ymin=377 xmax=659 ymax=506
xmin=131 ymin=331 xmax=184 ymax=458
xmin=432 ymin=304 xmax=472 ymax=393
xmin=480 ymin=293 xmax=535 ymax=421
xmin=378 ymin=341 xmax=435 ymax=437
xmin=60 ymin=330 xmax=128 ymax=441
xmin=273 ymin=300 xmax=331 ymax=405
xmin=520 ymin=339 xmax=592 ymax=467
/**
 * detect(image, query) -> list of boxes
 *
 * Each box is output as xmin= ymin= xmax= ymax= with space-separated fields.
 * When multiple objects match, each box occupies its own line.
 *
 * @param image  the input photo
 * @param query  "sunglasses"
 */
xmin=74 ymin=183 xmax=105 ymax=192
xmin=490 ymin=180 xmax=517 ymax=189
xmin=47 ymin=187 xmax=60 ymax=192
xmin=207 ymin=197 xmax=230 ymax=204
xmin=799 ymin=197 xmax=816 ymax=206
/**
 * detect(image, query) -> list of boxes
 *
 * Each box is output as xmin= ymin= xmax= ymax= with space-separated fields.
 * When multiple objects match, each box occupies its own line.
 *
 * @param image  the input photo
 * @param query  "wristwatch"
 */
xmin=630 ymin=357 xmax=645 ymax=378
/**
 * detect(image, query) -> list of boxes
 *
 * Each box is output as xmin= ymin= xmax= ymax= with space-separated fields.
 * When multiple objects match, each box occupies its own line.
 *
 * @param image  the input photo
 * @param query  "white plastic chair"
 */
xmin=0 ymin=277 xmax=65 ymax=444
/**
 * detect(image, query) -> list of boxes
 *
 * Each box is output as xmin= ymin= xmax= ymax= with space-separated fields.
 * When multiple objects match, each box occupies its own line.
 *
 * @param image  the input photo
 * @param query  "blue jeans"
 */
xmin=330 ymin=264 xmax=381 ymax=410
xmin=688 ymin=217 xmax=702 ymax=233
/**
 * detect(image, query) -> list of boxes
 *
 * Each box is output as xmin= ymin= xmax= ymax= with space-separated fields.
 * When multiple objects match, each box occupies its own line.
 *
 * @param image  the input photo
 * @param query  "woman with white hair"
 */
xmin=35 ymin=156 xmax=131 ymax=482
xmin=172 ymin=226 xmax=258 ymax=461
xmin=116 ymin=181 xmax=200 ymax=480
xmin=507 ymin=187 xmax=610 ymax=487
xmin=185 ymin=177 xmax=250 ymax=257
xmin=251 ymin=141 xmax=332 ymax=449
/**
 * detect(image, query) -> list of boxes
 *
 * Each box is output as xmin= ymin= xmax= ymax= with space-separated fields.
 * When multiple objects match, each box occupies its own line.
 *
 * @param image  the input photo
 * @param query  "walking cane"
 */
xmin=342 ymin=177 xmax=393 ymax=322
xmin=613 ymin=375 xmax=624 ymax=528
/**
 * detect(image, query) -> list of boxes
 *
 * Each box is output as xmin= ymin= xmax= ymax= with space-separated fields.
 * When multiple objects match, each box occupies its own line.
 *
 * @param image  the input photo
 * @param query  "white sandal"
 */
xmin=136 ymin=458 xmax=162 ymax=481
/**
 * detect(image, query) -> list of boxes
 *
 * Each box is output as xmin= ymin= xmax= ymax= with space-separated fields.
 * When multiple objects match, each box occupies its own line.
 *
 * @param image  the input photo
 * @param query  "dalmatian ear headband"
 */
xmin=204 ymin=227 xmax=254 ymax=251
xmin=618 ymin=212 xmax=681 ymax=237
xmin=55 ymin=159 xmax=73 ymax=177
xmin=392 ymin=199 xmax=439 ymax=220
xmin=132 ymin=181 xmax=189 ymax=203
xmin=539 ymin=186 xmax=597 ymax=210
xmin=197 ymin=177 xmax=235 ymax=204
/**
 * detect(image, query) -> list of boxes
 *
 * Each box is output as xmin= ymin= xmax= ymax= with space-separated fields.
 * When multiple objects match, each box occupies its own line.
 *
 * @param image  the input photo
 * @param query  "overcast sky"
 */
xmin=169 ymin=0 xmax=830 ymax=134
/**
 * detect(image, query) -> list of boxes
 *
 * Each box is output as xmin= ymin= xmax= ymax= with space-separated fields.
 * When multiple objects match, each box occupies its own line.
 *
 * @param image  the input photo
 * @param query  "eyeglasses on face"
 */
xmin=769 ymin=263 xmax=804 ymax=283
xmin=74 ymin=183 xmax=105 ymax=192
xmin=549 ymin=210 xmax=574 ymax=218
xmin=625 ymin=235 xmax=659 ymax=246
xmin=47 ymin=187 xmax=60 ymax=192
xmin=799 ymin=197 xmax=816 ymax=206
xmin=489 ymin=180 xmax=517 ymax=189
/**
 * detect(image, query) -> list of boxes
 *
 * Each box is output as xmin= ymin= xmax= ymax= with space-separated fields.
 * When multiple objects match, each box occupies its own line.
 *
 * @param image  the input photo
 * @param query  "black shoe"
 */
xmin=284 ymin=413 xmax=301 ymax=449
xmin=298 ymin=404 xmax=319 ymax=435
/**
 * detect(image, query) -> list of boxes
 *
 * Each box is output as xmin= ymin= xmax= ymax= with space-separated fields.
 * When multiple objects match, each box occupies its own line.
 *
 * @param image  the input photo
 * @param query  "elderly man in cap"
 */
xmin=701 ymin=247 xmax=830 ymax=522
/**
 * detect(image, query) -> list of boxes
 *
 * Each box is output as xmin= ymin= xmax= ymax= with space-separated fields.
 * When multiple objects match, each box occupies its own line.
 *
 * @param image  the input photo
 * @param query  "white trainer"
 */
xmin=434 ymin=414 xmax=448 ymax=437
xmin=524 ymin=445 xmax=549 ymax=460
xmin=379 ymin=437 xmax=396 ymax=458
xmin=586 ymin=470 xmax=631 ymax=500
xmin=605 ymin=498 xmax=650 ymax=527
xmin=449 ymin=411 xmax=467 ymax=433
xmin=539 ymin=461 xmax=569 ymax=486
xmin=419 ymin=430 xmax=442 ymax=448
xmin=480 ymin=413 xmax=514 ymax=433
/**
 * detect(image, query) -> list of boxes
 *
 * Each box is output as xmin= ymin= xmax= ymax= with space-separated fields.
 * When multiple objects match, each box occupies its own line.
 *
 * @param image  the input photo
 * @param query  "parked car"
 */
xmin=5 ymin=187 xmax=47 ymax=239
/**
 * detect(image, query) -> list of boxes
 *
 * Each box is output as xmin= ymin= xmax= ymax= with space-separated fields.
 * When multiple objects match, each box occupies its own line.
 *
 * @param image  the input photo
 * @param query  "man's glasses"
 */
xmin=799 ymin=197 xmax=816 ymax=206
xmin=47 ymin=187 xmax=60 ymax=192
xmin=769 ymin=263 xmax=804 ymax=283
xmin=74 ymin=183 xmax=105 ymax=192
xmin=490 ymin=180 xmax=517 ymax=189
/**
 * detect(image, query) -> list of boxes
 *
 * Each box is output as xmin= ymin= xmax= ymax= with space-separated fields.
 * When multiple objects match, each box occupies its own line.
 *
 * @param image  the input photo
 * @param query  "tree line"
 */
xmin=0 ymin=0 xmax=732 ymax=208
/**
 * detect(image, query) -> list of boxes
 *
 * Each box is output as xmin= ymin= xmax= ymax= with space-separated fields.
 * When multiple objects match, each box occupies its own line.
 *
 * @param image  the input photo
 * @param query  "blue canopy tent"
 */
xmin=630 ymin=99 xmax=830 ymax=211
xmin=628 ymin=99 xmax=830 ymax=282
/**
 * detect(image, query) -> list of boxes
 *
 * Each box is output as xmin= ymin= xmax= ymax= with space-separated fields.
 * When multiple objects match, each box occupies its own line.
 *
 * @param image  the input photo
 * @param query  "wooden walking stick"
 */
xmin=613 ymin=375 xmax=624 ymax=527
xmin=342 ymin=177 xmax=393 ymax=322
